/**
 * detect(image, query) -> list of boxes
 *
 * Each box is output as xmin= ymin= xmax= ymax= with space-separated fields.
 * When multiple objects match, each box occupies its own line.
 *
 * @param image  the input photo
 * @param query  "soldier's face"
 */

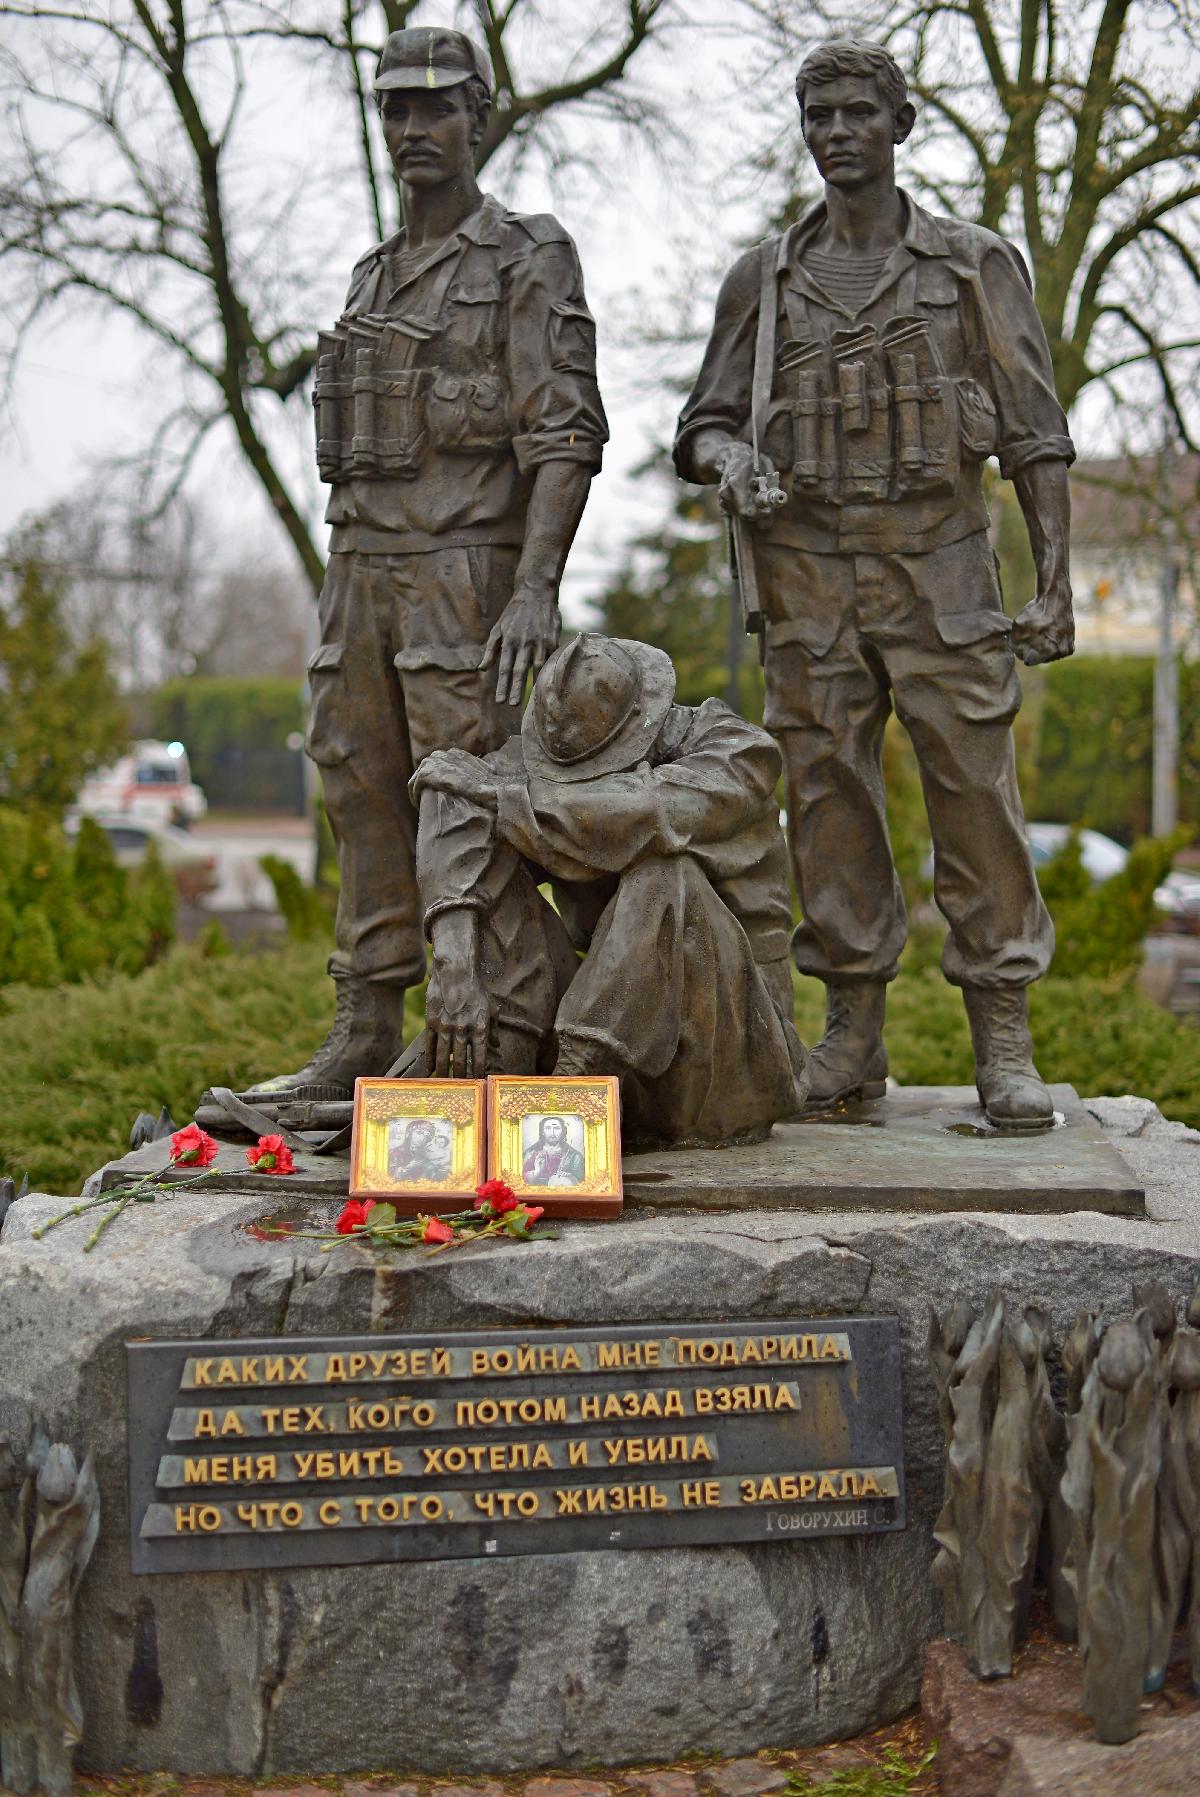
xmin=801 ymin=77 xmax=905 ymax=189
xmin=380 ymin=88 xmax=476 ymax=188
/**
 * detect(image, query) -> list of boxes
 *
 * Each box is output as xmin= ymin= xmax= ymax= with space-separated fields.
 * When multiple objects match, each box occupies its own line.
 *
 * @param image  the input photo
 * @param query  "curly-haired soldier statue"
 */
xmin=675 ymin=40 xmax=1075 ymax=1129
xmin=243 ymin=26 xmax=607 ymax=1106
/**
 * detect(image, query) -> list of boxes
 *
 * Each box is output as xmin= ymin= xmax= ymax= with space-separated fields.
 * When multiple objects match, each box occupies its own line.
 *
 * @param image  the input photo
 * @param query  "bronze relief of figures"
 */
xmin=931 ymin=1280 xmax=1200 ymax=1745
xmin=0 ymin=1427 xmax=100 ymax=1797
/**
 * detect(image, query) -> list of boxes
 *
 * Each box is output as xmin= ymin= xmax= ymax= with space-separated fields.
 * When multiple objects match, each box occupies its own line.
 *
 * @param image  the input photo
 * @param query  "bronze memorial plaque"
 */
xmin=127 ymin=1319 xmax=905 ymax=1573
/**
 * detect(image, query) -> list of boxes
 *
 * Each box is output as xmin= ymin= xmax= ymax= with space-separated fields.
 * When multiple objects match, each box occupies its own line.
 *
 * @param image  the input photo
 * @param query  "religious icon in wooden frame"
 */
xmin=349 ymin=1077 xmax=486 ymax=1213
xmin=486 ymin=1075 xmax=622 ymax=1219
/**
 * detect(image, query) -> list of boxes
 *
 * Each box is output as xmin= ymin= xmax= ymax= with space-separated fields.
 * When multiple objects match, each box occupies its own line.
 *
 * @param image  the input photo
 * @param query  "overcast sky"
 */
xmin=0 ymin=1 xmax=1129 ymax=627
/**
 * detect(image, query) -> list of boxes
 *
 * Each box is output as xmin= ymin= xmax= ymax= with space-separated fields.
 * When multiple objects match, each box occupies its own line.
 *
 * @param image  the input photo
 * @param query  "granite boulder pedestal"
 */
xmin=0 ymin=1091 xmax=1195 ymax=1781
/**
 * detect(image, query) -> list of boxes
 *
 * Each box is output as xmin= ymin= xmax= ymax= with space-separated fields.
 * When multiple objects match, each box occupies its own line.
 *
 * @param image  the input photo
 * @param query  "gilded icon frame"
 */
xmin=349 ymin=1078 xmax=486 ymax=1212
xmin=486 ymin=1075 xmax=623 ymax=1218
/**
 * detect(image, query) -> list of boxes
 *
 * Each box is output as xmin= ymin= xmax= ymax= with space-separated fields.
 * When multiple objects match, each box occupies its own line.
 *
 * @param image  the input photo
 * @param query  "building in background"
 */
xmin=1069 ymin=455 xmax=1198 ymax=658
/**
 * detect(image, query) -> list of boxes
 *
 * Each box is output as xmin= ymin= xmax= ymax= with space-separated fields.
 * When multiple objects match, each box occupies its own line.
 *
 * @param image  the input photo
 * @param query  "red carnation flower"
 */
xmin=421 ymin=1216 xmax=455 ymax=1244
xmin=246 ymin=1134 xmax=296 ymax=1176
xmin=515 ymin=1204 xmax=545 ymax=1229
xmin=336 ymin=1198 xmax=375 ymax=1235
xmin=169 ymin=1123 xmax=219 ymax=1168
xmin=474 ymin=1178 xmax=518 ymax=1214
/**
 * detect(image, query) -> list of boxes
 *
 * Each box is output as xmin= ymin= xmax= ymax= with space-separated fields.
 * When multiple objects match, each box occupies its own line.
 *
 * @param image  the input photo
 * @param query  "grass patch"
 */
xmin=0 ymin=938 xmax=334 ymax=1192
xmin=786 ymin=1745 xmax=936 ymax=1794
xmin=0 ymin=940 xmax=422 ymax=1194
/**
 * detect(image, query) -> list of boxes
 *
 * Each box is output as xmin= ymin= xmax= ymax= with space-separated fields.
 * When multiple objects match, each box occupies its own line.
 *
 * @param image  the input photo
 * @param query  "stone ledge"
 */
xmin=90 ymin=1084 xmax=1149 ymax=1218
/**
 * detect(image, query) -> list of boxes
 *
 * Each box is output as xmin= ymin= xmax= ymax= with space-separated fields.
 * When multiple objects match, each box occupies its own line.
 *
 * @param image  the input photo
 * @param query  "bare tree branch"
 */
xmin=0 ymin=0 xmax=673 ymax=592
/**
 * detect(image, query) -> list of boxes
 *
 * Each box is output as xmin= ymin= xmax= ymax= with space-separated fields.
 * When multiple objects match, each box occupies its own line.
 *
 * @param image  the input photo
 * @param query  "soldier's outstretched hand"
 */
xmin=482 ymin=581 xmax=561 ymax=707
xmin=1012 ymin=582 xmax=1076 ymax=666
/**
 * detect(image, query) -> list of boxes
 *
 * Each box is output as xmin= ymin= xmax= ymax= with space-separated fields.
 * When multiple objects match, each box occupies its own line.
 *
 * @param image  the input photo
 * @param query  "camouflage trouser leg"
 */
xmin=760 ymin=536 xmax=1053 ymax=989
xmin=306 ymin=548 xmax=521 ymax=985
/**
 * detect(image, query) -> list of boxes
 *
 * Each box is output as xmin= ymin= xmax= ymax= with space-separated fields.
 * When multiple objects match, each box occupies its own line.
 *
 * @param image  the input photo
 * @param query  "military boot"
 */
xmin=962 ymin=986 xmax=1053 ymax=1131
xmin=239 ymin=972 xmax=407 ymax=1104
xmin=803 ymin=979 xmax=888 ymax=1111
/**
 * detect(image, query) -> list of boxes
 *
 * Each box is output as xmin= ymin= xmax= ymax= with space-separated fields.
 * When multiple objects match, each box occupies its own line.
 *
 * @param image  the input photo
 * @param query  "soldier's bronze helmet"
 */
xmin=523 ymin=635 xmax=676 ymax=784
xmin=374 ymin=26 xmax=492 ymax=95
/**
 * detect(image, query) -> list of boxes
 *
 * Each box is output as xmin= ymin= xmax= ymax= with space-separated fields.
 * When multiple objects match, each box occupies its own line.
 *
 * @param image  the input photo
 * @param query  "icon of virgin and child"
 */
xmin=387 ymin=1116 xmax=453 ymax=1184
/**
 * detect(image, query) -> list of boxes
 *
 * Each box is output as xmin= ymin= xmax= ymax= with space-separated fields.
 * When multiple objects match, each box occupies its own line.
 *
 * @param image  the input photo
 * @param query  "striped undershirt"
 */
xmin=804 ymin=248 xmax=890 ymax=315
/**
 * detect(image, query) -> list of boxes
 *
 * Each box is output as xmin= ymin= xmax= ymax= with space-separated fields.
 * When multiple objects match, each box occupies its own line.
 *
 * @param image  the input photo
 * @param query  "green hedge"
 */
xmin=1032 ymin=656 xmax=1200 ymax=844
xmin=151 ymin=677 xmax=306 ymax=786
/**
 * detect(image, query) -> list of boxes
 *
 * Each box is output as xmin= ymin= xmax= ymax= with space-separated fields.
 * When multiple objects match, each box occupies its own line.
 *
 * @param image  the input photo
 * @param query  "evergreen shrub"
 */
xmin=1033 ymin=657 xmax=1200 ymax=843
xmin=1039 ymin=828 xmax=1190 ymax=977
xmin=0 ymin=807 xmax=177 ymax=986
xmin=260 ymin=854 xmax=335 ymax=941
xmin=0 ymin=940 xmax=426 ymax=1193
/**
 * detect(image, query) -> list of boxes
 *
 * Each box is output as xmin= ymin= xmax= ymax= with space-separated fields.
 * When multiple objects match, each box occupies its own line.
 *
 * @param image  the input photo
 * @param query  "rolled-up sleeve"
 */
xmin=973 ymin=243 xmax=1075 ymax=478
xmin=673 ymin=249 xmax=761 ymax=484
xmin=505 ymin=235 xmax=608 ymax=474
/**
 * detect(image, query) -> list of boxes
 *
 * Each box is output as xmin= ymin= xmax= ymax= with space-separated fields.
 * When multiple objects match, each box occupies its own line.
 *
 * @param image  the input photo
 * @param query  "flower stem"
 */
xmin=30 ymin=1193 xmax=112 ymax=1240
xmin=84 ymin=1188 xmax=137 ymax=1253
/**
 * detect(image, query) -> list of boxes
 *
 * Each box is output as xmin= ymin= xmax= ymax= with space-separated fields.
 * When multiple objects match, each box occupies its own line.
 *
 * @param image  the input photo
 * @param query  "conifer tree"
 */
xmin=126 ymin=842 xmax=177 ymax=970
xmin=0 ymin=542 xmax=127 ymax=818
xmin=9 ymin=903 xmax=62 ymax=987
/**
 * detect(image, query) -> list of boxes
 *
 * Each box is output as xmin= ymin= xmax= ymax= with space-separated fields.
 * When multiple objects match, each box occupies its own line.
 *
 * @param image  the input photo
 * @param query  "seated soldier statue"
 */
xmin=406 ymin=634 xmax=809 ymax=1148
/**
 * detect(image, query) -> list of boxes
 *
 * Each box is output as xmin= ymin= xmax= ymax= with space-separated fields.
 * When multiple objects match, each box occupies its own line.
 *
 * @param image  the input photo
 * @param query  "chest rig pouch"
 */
xmin=764 ymin=249 xmax=995 ymax=507
xmin=314 ymin=318 xmax=434 ymax=483
xmin=313 ymin=254 xmax=511 ymax=482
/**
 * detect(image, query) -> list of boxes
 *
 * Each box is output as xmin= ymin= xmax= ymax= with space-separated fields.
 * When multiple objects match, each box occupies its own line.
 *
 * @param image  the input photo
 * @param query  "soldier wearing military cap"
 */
xmin=243 ymin=26 xmax=608 ymax=1106
xmin=676 ymin=39 xmax=1076 ymax=1131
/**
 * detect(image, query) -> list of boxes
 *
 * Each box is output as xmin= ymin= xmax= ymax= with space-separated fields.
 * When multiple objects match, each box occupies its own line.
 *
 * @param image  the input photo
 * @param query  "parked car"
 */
xmin=923 ymin=824 xmax=1128 ymax=888
xmin=1023 ymin=824 xmax=1128 ymax=881
xmin=65 ymin=814 xmax=218 ymax=903
xmin=1153 ymin=868 xmax=1200 ymax=933
xmin=75 ymin=739 xmax=207 ymax=828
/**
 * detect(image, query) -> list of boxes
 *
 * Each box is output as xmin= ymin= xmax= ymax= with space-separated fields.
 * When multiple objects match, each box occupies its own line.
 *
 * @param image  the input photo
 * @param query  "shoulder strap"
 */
xmin=750 ymin=238 xmax=778 ymax=468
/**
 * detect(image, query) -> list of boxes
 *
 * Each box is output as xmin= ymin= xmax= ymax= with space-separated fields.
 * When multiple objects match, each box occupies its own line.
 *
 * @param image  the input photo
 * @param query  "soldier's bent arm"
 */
xmin=673 ymin=251 xmax=759 ymax=480
xmin=971 ymin=240 xmax=1076 ymax=665
xmin=971 ymin=241 xmax=1075 ymax=480
xmin=495 ymin=705 xmax=783 ymax=874
xmin=482 ymin=228 xmax=608 ymax=705
xmin=1011 ymin=460 xmax=1074 ymax=665
xmin=672 ymin=250 xmax=781 ymax=518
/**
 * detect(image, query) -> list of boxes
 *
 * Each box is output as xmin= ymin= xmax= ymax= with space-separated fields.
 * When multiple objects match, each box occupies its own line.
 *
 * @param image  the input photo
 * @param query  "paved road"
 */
xmin=188 ymin=813 xmax=315 ymax=914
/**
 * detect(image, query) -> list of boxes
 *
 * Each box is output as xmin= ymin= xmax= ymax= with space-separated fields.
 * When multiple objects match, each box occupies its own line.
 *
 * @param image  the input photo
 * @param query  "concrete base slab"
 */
xmin=96 ymin=1084 xmax=1145 ymax=1218
xmin=624 ymin=1085 xmax=1145 ymax=1215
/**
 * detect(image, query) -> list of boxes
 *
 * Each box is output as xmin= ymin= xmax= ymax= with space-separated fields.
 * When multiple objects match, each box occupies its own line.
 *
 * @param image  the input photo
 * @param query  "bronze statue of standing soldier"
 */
xmin=243 ymin=26 xmax=607 ymax=1106
xmin=676 ymin=40 xmax=1076 ymax=1129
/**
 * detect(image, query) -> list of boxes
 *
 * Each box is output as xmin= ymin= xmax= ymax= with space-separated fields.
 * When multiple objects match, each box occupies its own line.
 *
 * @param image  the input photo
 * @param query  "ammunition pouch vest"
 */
xmin=754 ymin=246 xmax=999 ymax=510
xmin=313 ymin=242 xmax=512 ymax=485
